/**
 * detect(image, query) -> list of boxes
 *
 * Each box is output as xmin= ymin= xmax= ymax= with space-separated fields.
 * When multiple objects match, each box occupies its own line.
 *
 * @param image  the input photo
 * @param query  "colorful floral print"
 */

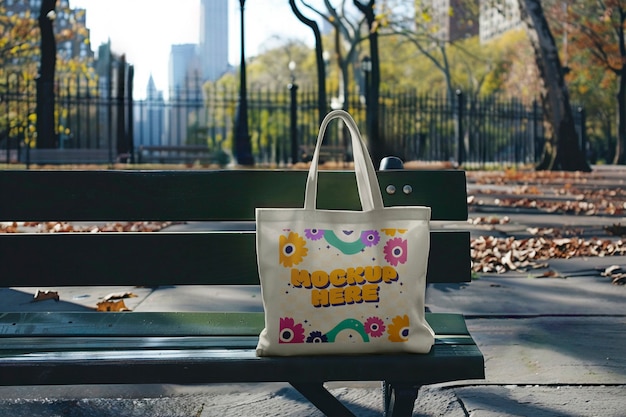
xmin=306 ymin=331 xmax=328 ymax=343
xmin=383 ymin=237 xmax=408 ymax=266
xmin=278 ymin=316 xmax=409 ymax=344
xmin=364 ymin=316 xmax=385 ymax=338
xmin=381 ymin=228 xmax=407 ymax=236
xmin=279 ymin=232 xmax=308 ymax=267
xmin=305 ymin=228 xmax=325 ymax=240
xmin=279 ymin=317 xmax=306 ymax=343
xmin=387 ymin=315 xmax=410 ymax=342
xmin=360 ymin=230 xmax=380 ymax=247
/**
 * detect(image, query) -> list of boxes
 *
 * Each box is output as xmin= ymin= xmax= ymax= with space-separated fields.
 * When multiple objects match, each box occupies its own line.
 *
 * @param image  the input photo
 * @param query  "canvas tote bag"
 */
xmin=256 ymin=110 xmax=434 ymax=356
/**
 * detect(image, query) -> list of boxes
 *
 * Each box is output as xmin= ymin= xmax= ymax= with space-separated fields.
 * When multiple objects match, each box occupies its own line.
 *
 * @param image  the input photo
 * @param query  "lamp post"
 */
xmin=288 ymin=61 xmax=299 ymax=165
xmin=361 ymin=56 xmax=373 ymax=149
xmin=233 ymin=0 xmax=254 ymax=165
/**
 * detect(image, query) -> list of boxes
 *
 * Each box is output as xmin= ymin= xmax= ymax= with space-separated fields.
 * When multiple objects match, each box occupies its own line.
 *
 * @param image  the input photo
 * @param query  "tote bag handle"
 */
xmin=304 ymin=110 xmax=385 ymax=212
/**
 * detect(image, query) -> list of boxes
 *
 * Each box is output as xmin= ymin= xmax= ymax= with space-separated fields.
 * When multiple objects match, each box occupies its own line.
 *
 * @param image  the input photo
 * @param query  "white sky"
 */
xmin=71 ymin=0 xmax=315 ymax=98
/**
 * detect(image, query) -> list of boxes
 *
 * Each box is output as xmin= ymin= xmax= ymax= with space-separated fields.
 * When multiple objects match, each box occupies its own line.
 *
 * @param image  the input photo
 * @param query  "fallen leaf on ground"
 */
xmin=601 ymin=265 xmax=622 ymax=276
xmin=103 ymin=292 xmax=137 ymax=301
xmin=33 ymin=290 xmax=60 ymax=302
xmin=536 ymin=270 xmax=562 ymax=278
xmin=96 ymin=299 xmax=131 ymax=312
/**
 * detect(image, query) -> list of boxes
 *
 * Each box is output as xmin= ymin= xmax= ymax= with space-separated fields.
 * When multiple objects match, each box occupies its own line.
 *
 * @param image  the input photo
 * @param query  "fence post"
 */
xmin=289 ymin=81 xmax=299 ymax=165
xmin=455 ymin=89 xmax=464 ymax=166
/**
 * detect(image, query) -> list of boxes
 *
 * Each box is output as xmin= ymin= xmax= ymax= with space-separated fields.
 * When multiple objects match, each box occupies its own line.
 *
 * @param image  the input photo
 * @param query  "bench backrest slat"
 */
xmin=0 ymin=230 xmax=470 ymax=286
xmin=0 ymin=170 xmax=467 ymax=221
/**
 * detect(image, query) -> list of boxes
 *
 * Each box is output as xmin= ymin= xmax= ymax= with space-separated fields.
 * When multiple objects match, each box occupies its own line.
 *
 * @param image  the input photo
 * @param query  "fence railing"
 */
xmin=1 ymin=73 xmax=587 ymax=167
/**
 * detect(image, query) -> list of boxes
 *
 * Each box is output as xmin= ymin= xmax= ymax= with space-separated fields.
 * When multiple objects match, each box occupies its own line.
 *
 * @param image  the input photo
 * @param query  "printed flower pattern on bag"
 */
xmin=306 ymin=331 xmax=328 ymax=343
xmin=276 ymin=228 xmax=413 ymax=345
xmin=364 ymin=316 xmax=386 ymax=338
xmin=383 ymin=237 xmax=408 ymax=266
xmin=279 ymin=315 xmax=408 ymax=344
xmin=381 ymin=228 xmax=407 ymax=236
xmin=279 ymin=317 xmax=306 ymax=343
xmin=387 ymin=315 xmax=410 ymax=342
xmin=304 ymin=228 xmax=325 ymax=240
xmin=284 ymin=228 xmax=406 ymax=263
xmin=360 ymin=230 xmax=380 ymax=247
xmin=279 ymin=232 xmax=308 ymax=267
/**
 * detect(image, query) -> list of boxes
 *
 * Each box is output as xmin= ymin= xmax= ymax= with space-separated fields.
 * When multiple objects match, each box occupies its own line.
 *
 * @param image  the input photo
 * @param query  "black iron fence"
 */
xmin=1 ymin=72 xmax=587 ymax=167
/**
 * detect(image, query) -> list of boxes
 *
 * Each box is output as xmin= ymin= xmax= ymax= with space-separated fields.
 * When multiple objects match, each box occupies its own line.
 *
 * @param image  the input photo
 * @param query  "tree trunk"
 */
xmin=354 ymin=0 xmax=384 ymax=167
xmin=289 ymin=0 xmax=328 ymax=125
xmin=36 ymin=0 xmax=57 ymax=149
xmin=615 ymin=72 xmax=626 ymax=164
xmin=518 ymin=0 xmax=590 ymax=171
xmin=613 ymin=16 xmax=626 ymax=165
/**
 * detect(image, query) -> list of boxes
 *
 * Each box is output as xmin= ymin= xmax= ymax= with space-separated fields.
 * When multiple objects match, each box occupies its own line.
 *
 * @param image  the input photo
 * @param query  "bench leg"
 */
xmin=290 ymin=381 xmax=356 ymax=417
xmin=383 ymin=381 xmax=419 ymax=417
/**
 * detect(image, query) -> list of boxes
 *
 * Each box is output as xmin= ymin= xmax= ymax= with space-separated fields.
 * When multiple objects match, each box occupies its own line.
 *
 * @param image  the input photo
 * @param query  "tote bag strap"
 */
xmin=304 ymin=110 xmax=384 ymax=212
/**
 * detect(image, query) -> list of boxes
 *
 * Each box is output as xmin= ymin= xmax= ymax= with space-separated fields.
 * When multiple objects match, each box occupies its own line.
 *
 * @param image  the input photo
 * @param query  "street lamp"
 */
xmin=288 ymin=61 xmax=299 ymax=164
xmin=361 ymin=56 xmax=373 ymax=150
xmin=233 ymin=0 xmax=254 ymax=165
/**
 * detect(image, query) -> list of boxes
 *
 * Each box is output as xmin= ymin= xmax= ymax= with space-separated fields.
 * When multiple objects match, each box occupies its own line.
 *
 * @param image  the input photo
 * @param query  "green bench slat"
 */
xmin=0 ymin=170 xmax=467 ymax=221
xmin=0 ymin=231 xmax=470 ymax=286
xmin=0 ymin=312 xmax=470 ymax=338
xmin=0 ymin=344 xmax=484 ymax=386
xmin=0 ymin=335 xmax=477 ymax=354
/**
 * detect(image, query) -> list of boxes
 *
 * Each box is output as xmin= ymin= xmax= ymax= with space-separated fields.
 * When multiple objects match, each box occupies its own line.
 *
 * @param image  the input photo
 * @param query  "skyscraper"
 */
xmin=199 ymin=0 xmax=229 ymax=82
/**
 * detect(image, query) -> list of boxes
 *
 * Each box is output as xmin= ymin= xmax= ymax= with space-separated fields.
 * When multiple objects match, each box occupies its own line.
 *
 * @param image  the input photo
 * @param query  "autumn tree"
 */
xmin=296 ymin=1 xmax=369 ymax=109
xmin=1 ymin=5 xmax=39 ymax=149
xmin=383 ymin=0 xmax=480 ymax=100
xmin=517 ymin=0 xmax=590 ymax=171
xmin=558 ymin=0 xmax=626 ymax=164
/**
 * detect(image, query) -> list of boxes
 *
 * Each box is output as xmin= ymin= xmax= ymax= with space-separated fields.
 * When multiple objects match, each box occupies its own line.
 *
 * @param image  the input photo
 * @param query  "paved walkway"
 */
xmin=1 ymin=166 xmax=626 ymax=416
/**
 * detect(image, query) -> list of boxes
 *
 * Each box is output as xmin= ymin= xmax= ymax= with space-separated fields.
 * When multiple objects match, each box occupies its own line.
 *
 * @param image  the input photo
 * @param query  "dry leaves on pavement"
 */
xmin=0 ymin=221 xmax=172 ymax=233
xmin=471 ymin=234 xmax=626 ymax=278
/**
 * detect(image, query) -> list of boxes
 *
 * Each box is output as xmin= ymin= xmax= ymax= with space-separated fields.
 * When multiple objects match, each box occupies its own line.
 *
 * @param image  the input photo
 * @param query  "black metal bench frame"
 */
xmin=0 ymin=169 xmax=484 ymax=416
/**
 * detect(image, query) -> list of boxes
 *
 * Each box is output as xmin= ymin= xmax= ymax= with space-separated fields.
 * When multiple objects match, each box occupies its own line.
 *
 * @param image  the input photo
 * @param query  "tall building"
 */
xmin=479 ymin=0 xmax=522 ymax=43
xmin=134 ymin=75 xmax=165 ymax=147
xmin=169 ymin=44 xmax=201 ymax=95
xmin=428 ymin=0 xmax=479 ymax=42
xmin=199 ymin=0 xmax=229 ymax=82
xmin=167 ymin=44 xmax=201 ymax=146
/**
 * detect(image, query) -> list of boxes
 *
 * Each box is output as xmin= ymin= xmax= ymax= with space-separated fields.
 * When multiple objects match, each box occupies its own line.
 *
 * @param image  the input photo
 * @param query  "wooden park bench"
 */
xmin=0 ymin=167 xmax=484 ymax=416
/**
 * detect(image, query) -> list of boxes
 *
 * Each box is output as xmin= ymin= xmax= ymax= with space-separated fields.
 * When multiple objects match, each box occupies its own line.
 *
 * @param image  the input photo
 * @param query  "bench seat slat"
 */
xmin=0 ymin=231 xmax=470 ymax=286
xmin=0 ymin=343 xmax=484 ymax=386
xmin=0 ymin=170 xmax=467 ymax=221
xmin=0 ymin=313 xmax=471 ymax=338
xmin=0 ymin=336 xmax=477 ymax=353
